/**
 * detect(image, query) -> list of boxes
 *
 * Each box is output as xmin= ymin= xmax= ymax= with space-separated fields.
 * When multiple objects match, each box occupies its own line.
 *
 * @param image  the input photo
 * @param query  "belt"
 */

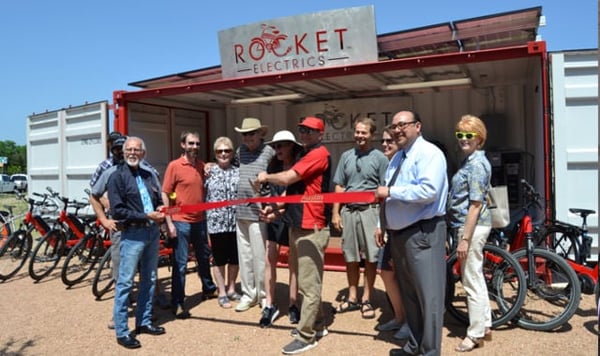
xmin=118 ymin=220 xmax=152 ymax=231
xmin=389 ymin=215 xmax=445 ymax=234
xmin=345 ymin=203 xmax=379 ymax=212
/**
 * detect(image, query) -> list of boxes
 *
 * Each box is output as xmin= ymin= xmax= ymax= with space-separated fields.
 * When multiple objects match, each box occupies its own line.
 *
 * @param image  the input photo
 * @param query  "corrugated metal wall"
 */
xmin=551 ymin=50 xmax=599 ymax=258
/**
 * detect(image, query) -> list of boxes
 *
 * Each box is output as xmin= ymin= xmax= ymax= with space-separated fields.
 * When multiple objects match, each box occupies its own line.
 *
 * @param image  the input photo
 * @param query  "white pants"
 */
xmin=460 ymin=225 xmax=492 ymax=338
xmin=236 ymin=219 xmax=267 ymax=303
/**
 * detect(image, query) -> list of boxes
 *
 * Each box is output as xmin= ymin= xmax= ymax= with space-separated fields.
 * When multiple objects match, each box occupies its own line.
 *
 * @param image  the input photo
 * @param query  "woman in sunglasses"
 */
xmin=205 ymin=136 xmax=241 ymax=309
xmin=446 ymin=115 xmax=493 ymax=352
xmin=374 ymin=125 xmax=410 ymax=339
xmin=258 ymin=130 xmax=304 ymax=328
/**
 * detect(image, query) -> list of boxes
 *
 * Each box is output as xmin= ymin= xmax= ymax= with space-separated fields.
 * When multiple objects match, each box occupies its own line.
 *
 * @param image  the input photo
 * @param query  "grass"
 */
xmin=0 ymin=192 xmax=28 ymax=217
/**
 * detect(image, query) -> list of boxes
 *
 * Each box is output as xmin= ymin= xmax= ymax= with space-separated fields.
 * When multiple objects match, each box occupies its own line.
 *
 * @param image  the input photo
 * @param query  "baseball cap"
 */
xmin=298 ymin=117 xmax=324 ymax=132
xmin=111 ymin=136 xmax=126 ymax=149
xmin=108 ymin=131 xmax=124 ymax=142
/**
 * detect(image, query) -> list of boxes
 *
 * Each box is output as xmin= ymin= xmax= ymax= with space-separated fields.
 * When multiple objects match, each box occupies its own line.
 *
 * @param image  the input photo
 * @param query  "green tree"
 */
xmin=0 ymin=140 xmax=26 ymax=174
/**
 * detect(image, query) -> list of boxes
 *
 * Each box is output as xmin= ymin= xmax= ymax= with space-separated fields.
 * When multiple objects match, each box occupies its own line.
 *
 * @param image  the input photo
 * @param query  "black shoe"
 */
xmin=117 ymin=334 xmax=141 ymax=349
xmin=202 ymin=289 xmax=218 ymax=300
xmin=135 ymin=324 xmax=166 ymax=335
xmin=288 ymin=304 xmax=300 ymax=324
xmin=172 ymin=304 xmax=191 ymax=319
xmin=389 ymin=348 xmax=414 ymax=356
xmin=259 ymin=305 xmax=280 ymax=328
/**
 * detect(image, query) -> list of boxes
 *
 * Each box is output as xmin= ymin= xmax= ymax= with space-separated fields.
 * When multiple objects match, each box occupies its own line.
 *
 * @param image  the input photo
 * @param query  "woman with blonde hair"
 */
xmin=447 ymin=115 xmax=493 ymax=352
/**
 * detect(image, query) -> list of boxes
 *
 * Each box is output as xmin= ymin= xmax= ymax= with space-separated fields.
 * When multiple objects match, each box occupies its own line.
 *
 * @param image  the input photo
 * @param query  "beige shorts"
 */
xmin=340 ymin=204 xmax=381 ymax=263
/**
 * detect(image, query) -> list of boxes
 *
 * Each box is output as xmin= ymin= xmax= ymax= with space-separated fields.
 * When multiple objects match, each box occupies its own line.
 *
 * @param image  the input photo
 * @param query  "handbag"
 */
xmin=487 ymin=185 xmax=510 ymax=228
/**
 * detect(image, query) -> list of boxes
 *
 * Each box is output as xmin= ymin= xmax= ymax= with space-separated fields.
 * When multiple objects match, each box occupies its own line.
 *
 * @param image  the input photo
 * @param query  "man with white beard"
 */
xmin=107 ymin=136 xmax=166 ymax=349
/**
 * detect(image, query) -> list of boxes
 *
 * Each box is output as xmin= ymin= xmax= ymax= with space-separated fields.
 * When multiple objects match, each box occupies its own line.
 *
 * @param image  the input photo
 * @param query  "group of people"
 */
xmin=92 ymin=110 xmax=495 ymax=356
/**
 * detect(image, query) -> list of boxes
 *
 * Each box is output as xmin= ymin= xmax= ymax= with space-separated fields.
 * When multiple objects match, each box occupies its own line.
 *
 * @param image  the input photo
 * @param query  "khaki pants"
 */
xmin=290 ymin=226 xmax=329 ymax=343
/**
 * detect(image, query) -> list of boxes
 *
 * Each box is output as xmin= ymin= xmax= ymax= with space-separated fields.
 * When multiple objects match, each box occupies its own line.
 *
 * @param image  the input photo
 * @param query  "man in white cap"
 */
xmin=234 ymin=117 xmax=275 ymax=312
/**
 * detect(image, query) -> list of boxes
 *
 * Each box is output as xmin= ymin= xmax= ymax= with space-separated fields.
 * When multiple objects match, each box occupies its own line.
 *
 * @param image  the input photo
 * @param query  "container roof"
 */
xmin=122 ymin=6 xmax=542 ymax=107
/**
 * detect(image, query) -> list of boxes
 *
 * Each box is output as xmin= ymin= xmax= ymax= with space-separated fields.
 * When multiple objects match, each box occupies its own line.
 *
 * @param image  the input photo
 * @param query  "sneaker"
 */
xmin=172 ymin=304 xmax=191 ymax=319
xmin=376 ymin=319 xmax=402 ymax=332
xmin=288 ymin=305 xmax=300 ymax=324
xmin=259 ymin=305 xmax=280 ymax=328
xmin=235 ymin=298 xmax=258 ymax=312
xmin=393 ymin=322 xmax=410 ymax=340
xmin=290 ymin=328 xmax=328 ymax=339
xmin=282 ymin=339 xmax=318 ymax=355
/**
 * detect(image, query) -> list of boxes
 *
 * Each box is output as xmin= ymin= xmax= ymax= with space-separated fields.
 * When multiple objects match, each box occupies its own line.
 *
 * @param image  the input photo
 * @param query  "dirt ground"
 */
xmin=0 ymin=263 xmax=597 ymax=356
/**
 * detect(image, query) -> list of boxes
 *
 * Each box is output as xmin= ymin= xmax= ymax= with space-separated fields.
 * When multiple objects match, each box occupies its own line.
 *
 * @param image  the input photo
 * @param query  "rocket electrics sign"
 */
xmin=218 ymin=6 xmax=378 ymax=79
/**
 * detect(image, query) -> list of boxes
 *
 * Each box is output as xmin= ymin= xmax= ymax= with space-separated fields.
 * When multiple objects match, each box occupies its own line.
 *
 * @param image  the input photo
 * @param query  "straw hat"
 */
xmin=234 ymin=117 xmax=268 ymax=135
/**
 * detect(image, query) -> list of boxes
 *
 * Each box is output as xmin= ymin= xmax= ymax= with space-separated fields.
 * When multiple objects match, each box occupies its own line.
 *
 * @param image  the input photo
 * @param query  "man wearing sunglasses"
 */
xmin=255 ymin=116 xmax=331 ymax=355
xmin=233 ymin=118 xmax=275 ymax=313
xmin=375 ymin=110 xmax=448 ymax=356
xmin=161 ymin=131 xmax=217 ymax=319
xmin=331 ymin=117 xmax=388 ymax=320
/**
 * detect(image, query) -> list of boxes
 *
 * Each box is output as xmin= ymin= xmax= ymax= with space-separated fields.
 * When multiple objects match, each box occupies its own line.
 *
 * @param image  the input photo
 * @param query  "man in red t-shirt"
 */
xmin=256 ymin=117 xmax=331 ymax=355
xmin=162 ymin=131 xmax=216 ymax=318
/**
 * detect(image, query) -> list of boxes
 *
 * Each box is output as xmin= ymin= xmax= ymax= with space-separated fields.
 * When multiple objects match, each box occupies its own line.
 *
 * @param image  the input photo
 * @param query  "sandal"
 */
xmin=218 ymin=296 xmax=232 ymax=309
xmin=227 ymin=292 xmax=242 ymax=301
xmin=360 ymin=301 xmax=376 ymax=319
xmin=455 ymin=336 xmax=484 ymax=352
xmin=336 ymin=300 xmax=361 ymax=313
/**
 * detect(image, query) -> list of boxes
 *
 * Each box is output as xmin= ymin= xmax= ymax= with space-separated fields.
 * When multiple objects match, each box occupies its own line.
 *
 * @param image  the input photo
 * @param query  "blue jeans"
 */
xmin=113 ymin=224 xmax=159 ymax=338
xmin=171 ymin=220 xmax=215 ymax=306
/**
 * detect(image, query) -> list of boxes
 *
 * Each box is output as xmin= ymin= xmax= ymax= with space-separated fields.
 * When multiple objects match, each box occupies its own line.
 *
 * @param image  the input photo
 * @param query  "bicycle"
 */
xmin=493 ymin=179 xmax=581 ymax=331
xmin=91 ymin=223 xmax=173 ymax=299
xmin=28 ymin=191 xmax=89 ymax=282
xmin=0 ymin=192 xmax=27 ymax=246
xmin=445 ymin=243 xmax=527 ymax=328
xmin=0 ymin=192 xmax=53 ymax=281
xmin=60 ymin=217 xmax=109 ymax=287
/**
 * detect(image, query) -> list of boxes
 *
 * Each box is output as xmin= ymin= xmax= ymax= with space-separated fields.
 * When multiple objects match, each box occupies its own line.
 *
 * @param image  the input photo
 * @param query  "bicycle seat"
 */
xmin=569 ymin=208 xmax=596 ymax=217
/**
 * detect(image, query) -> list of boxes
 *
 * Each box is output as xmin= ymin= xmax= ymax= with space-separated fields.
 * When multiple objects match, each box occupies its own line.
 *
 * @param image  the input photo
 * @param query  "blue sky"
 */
xmin=0 ymin=1 xmax=596 ymax=145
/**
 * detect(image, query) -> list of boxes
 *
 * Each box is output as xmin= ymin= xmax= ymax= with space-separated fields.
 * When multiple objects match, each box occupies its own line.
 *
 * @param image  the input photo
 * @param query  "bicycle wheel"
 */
xmin=28 ymin=230 xmax=66 ymax=281
xmin=0 ymin=229 xmax=32 ymax=281
xmin=61 ymin=232 xmax=104 ymax=287
xmin=541 ymin=225 xmax=583 ymax=264
xmin=446 ymin=244 xmax=526 ymax=328
xmin=92 ymin=248 xmax=114 ymax=299
xmin=512 ymin=248 xmax=581 ymax=331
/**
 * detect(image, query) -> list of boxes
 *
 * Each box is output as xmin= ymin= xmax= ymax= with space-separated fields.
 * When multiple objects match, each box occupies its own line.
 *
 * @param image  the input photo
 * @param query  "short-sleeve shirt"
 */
xmin=446 ymin=150 xmax=492 ymax=228
xmin=235 ymin=142 xmax=276 ymax=221
xmin=333 ymin=147 xmax=388 ymax=191
xmin=162 ymin=155 xmax=206 ymax=223
xmin=286 ymin=144 xmax=331 ymax=230
xmin=205 ymin=164 xmax=239 ymax=234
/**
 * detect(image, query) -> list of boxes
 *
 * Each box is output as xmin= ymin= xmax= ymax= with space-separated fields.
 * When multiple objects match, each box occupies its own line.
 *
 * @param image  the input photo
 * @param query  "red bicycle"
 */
xmin=489 ymin=179 xmax=581 ymax=331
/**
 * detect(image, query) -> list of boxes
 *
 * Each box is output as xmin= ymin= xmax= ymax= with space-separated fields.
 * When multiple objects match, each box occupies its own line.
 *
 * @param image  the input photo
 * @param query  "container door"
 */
xmin=27 ymin=101 xmax=109 ymax=201
xmin=550 ymin=50 xmax=598 ymax=259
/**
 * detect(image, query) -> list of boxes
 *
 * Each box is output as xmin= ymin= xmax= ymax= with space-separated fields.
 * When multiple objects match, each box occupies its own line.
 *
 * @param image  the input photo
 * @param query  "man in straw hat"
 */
xmin=233 ymin=117 xmax=275 ymax=312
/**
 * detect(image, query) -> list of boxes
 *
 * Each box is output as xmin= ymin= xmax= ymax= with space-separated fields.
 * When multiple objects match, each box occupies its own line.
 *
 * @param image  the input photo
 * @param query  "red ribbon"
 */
xmin=162 ymin=191 xmax=377 ymax=215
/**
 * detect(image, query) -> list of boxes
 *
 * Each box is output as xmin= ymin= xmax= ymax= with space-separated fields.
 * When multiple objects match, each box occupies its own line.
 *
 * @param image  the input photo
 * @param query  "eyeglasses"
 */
xmin=455 ymin=132 xmax=478 ymax=140
xmin=381 ymin=138 xmax=394 ymax=144
xmin=124 ymin=148 xmax=143 ymax=154
xmin=298 ymin=126 xmax=317 ymax=135
xmin=390 ymin=121 xmax=417 ymax=130
xmin=241 ymin=131 xmax=258 ymax=137
xmin=216 ymin=149 xmax=232 ymax=154
xmin=187 ymin=141 xmax=200 ymax=146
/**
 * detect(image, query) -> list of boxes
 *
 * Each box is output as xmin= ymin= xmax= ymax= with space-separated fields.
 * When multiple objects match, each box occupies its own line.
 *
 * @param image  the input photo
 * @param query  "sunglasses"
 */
xmin=241 ymin=131 xmax=258 ymax=137
xmin=455 ymin=132 xmax=478 ymax=140
xmin=298 ymin=126 xmax=317 ymax=135
xmin=187 ymin=141 xmax=200 ymax=146
xmin=216 ymin=149 xmax=232 ymax=154
xmin=390 ymin=121 xmax=417 ymax=130
xmin=381 ymin=138 xmax=394 ymax=144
